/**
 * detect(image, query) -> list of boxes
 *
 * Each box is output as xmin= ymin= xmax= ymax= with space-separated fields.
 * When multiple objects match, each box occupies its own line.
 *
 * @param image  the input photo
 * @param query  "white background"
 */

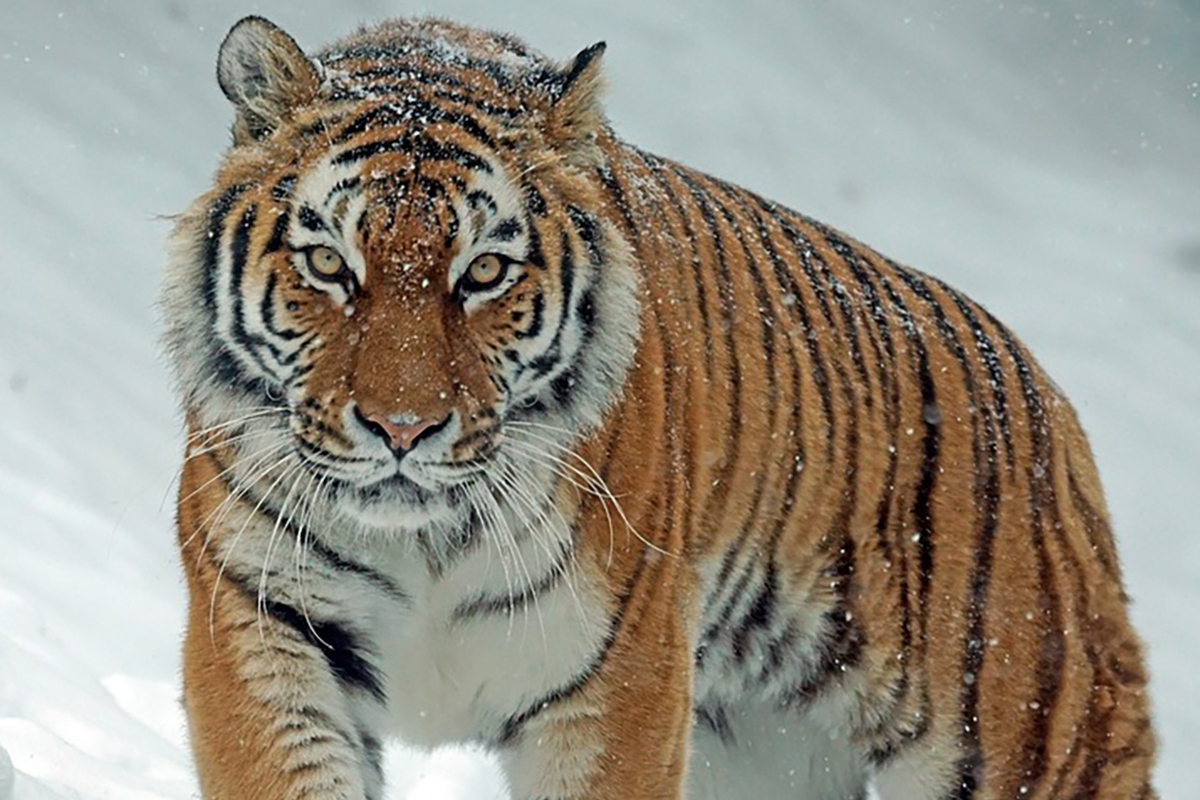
xmin=1 ymin=0 xmax=1197 ymax=796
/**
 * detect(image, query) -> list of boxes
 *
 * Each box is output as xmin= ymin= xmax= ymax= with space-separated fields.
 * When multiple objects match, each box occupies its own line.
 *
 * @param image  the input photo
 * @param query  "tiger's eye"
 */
xmin=307 ymin=246 xmax=345 ymax=279
xmin=467 ymin=254 xmax=506 ymax=289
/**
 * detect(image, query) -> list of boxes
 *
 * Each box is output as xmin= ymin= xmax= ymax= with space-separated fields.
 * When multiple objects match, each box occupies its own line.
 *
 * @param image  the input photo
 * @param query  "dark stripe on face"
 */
xmin=488 ymin=217 xmax=521 ymax=242
xmin=264 ymin=209 xmax=290 ymax=254
xmin=521 ymin=231 xmax=575 ymax=379
xmin=295 ymin=118 xmax=334 ymax=139
xmin=298 ymin=204 xmax=327 ymax=232
xmin=201 ymin=184 xmax=250 ymax=314
xmin=337 ymin=61 xmax=464 ymax=88
xmin=431 ymin=89 xmax=525 ymax=119
xmin=523 ymin=182 xmax=548 ymax=216
xmin=333 ymin=133 xmax=491 ymax=173
xmin=272 ymin=174 xmax=297 ymax=201
xmin=334 ymin=99 xmax=496 ymax=149
xmin=228 ymin=204 xmax=282 ymax=380
xmin=566 ymin=206 xmax=601 ymax=263
xmin=513 ymin=291 xmax=545 ymax=340
xmin=259 ymin=272 xmax=304 ymax=342
xmin=328 ymin=175 xmax=362 ymax=200
xmin=466 ymin=189 xmax=498 ymax=216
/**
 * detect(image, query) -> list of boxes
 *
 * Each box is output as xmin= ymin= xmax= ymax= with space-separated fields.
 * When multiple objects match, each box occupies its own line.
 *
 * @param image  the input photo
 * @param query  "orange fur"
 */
xmin=167 ymin=16 xmax=1155 ymax=799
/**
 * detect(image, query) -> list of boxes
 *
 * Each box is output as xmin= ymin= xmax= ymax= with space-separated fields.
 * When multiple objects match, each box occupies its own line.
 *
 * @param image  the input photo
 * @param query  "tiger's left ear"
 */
xmin=217 ymin=16 xmax=320 ymax=144
xmin=541 ymin=42 xmax=608 ymax=166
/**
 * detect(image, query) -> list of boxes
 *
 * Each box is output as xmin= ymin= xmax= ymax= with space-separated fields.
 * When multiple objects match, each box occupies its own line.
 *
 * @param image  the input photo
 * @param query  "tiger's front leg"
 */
xmin=178 ymin=453 xmax=384 ymax=800
xmin=182 ymin=585 xmax=383 ymax=799
xmin=497 ymin=600 xmax=695 ymax=800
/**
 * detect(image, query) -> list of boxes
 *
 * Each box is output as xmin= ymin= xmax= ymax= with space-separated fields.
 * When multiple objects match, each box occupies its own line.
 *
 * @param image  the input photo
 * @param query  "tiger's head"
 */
xmin=163 ymin=17 xmax=640 ymax=534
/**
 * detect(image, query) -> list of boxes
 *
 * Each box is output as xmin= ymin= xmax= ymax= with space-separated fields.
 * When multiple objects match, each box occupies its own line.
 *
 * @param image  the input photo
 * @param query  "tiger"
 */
xmin=161 ymin=14 xmax=1157 ymax=800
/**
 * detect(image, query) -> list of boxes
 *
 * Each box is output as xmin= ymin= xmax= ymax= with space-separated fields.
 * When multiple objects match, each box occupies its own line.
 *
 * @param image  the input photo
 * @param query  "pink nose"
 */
xmin=361 ymin=413 xmax=442 ymax=452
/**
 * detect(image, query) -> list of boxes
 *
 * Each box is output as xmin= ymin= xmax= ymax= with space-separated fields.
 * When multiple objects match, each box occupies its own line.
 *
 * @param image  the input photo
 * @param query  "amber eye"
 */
xmin=463 ymin=254 xmax=510 ymax=292
xmin=306 ymin=246 xmax=346 ymax=281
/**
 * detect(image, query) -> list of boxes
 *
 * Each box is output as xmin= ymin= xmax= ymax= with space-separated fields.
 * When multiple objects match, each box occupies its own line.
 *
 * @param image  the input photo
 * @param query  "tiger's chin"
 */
xmin=331 ymin=473 xmax=462 ymax=533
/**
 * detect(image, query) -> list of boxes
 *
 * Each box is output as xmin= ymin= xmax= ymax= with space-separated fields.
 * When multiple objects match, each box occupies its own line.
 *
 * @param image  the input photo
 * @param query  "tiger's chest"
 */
xmin=368 ymin=534 xmax=611 ymax=747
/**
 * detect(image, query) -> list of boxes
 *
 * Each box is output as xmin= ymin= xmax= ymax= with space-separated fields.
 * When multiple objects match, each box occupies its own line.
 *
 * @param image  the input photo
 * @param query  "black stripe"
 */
xmin=297 ymin=204 xmax=326 ymax=232
xmin=264 ymin=208 xmax=290 ymax=254
xmin=361 ymin=730 xmax=384 ymax=800
xmin=812 ymin=226 xmax=873 ymax=407
xmin=333 ymin=132 xmax=492 ymax=173
xmin=874 ymin=270 xmax=936 ymax=746
xmin=334 ymin=99 xmax=496 ymax=149
xmin=688 ymin=178 xmax=781 ymax=662
xmin=670 ymin=167 xmax=743 ymax=541
xmin=945 ymin=288 xmax=1014 ymax=470
xmin=522 ymin=231 xmax=575 ymax=378
xmin=728 ymin=559 xmax=778 ymax=663
xmin=746 ymin=194 xmax=837 ymax=454
xmin=781 ymin=550 xmax=865 ymax=708
xmin=305 ymin=538 xmax=412 ymax=605
xmin=333 ymin=60 xmax=463 ymax=88
xmin=272 ymin=174 xmax=297 ymax=201
xmin=228 ymin=203 xmax=282 ymax=380
xmin=523 ymin=182 xmax=548 ymax=217
xmin=259 ymin=272 xmax=304 ymax=342
xmin=201 ymin=184 xmax=250 ymax=314
xmin=432 ymin=89 xmax=525 ymax=119
xmin=638 ymin=157 xmax=715 ymax=385
xmin=1065 ymin=467 xmax=1119 ymax=581
xmin=263 ymin=600 xmax=385 ymax=702
xmin=695 ymin=704 xmax=735 ymax=745
xmin=488 ymin=217 xmax=521 ymax=242
xmin=720 ymin=183 xmax=828 ymax=468
xmin=994 ymin=321 xmax=1063 ymax=796
xmin=566 ymin=205 xmax=601 ymax=263
xmin=496 ymin=429 xmax=652 ymax=746
xmin=451 ymin=545 xmax=571 ymax=623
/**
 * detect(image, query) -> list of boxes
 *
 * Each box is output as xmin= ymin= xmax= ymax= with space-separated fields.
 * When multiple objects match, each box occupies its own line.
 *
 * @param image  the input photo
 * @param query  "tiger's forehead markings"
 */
xmin=331 ymin=100 xmax=500 ymax=150
xmin=287 ymin=154 xmax=370 ymax=284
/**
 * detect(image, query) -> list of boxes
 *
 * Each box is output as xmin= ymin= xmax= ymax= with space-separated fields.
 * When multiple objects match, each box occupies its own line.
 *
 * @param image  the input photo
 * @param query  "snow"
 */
xmin=1 ymin=0 xmax=1196 ymax=796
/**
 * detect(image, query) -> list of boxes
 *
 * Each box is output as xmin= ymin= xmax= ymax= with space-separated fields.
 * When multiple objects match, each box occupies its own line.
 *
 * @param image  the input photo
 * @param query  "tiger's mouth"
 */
xmin=323 ymin=469 xmax=461 ymax=530
xmin=354 ymin=472 xmax=434 ymax=503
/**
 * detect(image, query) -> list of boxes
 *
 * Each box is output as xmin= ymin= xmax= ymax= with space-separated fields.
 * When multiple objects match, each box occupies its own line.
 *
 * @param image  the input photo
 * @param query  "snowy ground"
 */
xmin=1 ymin=0 xmax=1196 ymax=797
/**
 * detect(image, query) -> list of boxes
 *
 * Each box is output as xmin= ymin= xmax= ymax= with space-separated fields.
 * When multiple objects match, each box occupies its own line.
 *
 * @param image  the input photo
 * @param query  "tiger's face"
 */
xmin=163 ymin=20 xmax=639 ymax=534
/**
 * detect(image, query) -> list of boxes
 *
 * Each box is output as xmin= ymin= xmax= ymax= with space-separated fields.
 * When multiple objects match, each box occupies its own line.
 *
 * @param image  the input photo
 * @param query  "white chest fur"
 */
xmin=368 ymin=526 xmax=610 ymax=748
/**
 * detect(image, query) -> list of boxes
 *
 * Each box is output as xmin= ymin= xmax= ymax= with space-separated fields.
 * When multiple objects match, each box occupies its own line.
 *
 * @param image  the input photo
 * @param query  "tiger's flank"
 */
xmin=162 ymin=15 xmax=1156 ymax=800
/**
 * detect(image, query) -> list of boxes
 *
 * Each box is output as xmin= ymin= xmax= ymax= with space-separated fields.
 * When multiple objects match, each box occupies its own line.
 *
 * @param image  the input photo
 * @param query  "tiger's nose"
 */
xmin=355 ymin=408 xmax=447 ymax=454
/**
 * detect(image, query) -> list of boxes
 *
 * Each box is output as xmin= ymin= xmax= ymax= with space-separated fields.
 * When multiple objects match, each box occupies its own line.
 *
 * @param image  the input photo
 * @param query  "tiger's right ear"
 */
xmin=217 ymin=16 xmax=319 ymax=144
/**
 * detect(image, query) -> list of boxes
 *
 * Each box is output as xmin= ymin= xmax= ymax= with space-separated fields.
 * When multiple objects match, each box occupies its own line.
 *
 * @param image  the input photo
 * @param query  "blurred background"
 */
xmin=1 ymin=1 xmax=1196 ymax=797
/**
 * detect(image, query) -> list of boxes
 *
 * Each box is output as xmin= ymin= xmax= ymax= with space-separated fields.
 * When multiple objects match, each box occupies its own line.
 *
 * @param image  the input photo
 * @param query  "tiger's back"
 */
xmin=164 ymin=15 xmax=1154 ymax=800
xmin=593 ymin=147 xmax=1154 ymax=797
